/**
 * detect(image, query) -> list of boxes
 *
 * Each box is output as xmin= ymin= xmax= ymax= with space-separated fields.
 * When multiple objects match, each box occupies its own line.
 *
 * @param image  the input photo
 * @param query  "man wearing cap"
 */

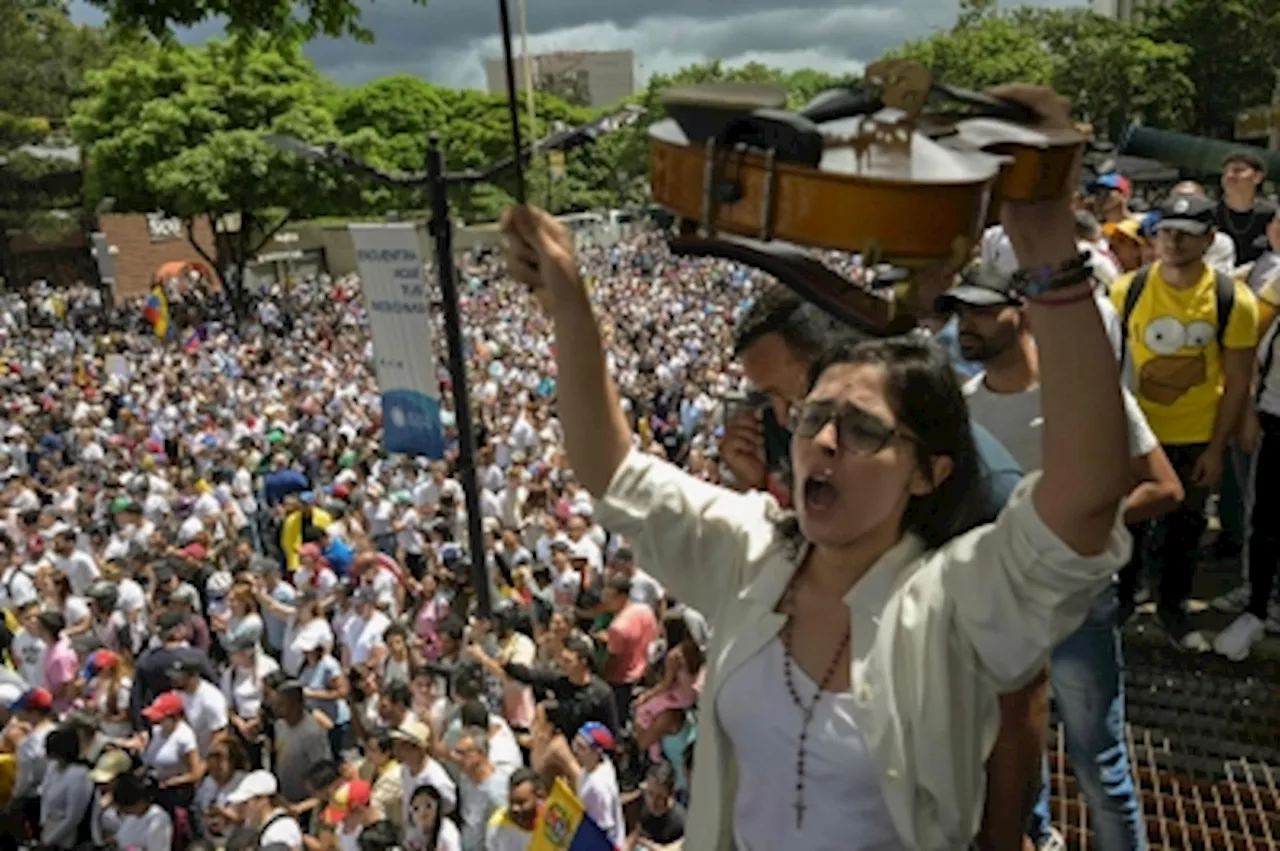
xmin=1084 ymin=172 xmax=1140 ymax=227
xmin=169 ymin=658 xmax=229 ymax=757
xmin=129 ymin=612 xmax=216 ymax=730
xmin=567 ymin=722 xmax=626 ymax=848
xmin=392 ymin=720 xmax=457 ymax=821
xmin=1111 ymin=191 xmax=1260 ymax=650
xmin=227 ymin=769 xmax=304 ymax=851
xmin=1217 ymin=150 xmax=1277 ymax=265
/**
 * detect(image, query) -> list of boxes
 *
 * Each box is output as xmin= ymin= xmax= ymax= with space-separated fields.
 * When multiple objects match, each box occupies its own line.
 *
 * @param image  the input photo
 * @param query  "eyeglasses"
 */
xmin=788 ymin=400 xmax=908 ymax=456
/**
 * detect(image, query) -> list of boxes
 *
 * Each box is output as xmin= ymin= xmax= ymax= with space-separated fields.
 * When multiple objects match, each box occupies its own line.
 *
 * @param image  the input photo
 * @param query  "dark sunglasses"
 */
xmin=788 ymin=400 xmax=907 ymax=456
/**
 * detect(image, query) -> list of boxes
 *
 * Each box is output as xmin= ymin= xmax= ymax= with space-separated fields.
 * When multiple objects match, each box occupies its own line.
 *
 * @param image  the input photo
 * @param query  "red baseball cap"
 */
xmin=10 ymin=687 xmax=52 ymax=713
xmin=322 ymin=779 xmax=372 ymax=825
xmin=142 ymin=691 xmax=185 ymax=722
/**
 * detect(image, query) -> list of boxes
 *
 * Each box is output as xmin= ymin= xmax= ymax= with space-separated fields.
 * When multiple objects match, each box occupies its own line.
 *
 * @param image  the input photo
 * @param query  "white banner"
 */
xmin=350 ymin=223 xmax=445 ymax=458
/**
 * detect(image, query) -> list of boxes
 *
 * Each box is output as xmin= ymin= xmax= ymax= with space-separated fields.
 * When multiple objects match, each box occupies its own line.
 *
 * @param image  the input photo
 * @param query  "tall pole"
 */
xmin=426 ymin=133 xmax=491 ymax=618
xmin=517 ymin=0 xmax=538 ymax=152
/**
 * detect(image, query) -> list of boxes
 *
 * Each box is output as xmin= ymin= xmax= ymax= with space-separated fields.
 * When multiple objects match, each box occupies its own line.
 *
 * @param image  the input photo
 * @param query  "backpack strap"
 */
xmin=1213 ymin=270 xmax=1236 ymax=351
xmin=1119 ymin=265 xmax=1152 ymax=374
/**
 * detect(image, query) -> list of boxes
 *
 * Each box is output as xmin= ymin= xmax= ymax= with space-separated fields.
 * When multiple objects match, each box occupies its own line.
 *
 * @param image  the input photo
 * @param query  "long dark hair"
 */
xmin=410 ymin=783 xmax=444 ymax=850
xmin=804 ymin=335 xmax=986 ymax=550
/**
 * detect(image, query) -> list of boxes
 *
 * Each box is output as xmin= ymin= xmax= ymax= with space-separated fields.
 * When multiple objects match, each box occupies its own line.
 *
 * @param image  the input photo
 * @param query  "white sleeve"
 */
xmin=1123 ymin=388 xmax=1159 ymax=458
xmin=943 ymin=472 xmax=1131 ymax=689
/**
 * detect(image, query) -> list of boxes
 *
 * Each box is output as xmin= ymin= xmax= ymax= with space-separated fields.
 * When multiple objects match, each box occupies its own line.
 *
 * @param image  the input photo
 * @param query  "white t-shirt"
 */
xmin=342 ymin=611 xmax=390 ymax=666
xmin=12 ymin=628 xmax=47 ymax=687
xmin=51 ymin=551 xmax=100 ymax=597
xmin=143 ymin=721 xmax=198 ymax=782
xmin=115 ymin=805 xmax=172 ymax=851
xmin=717 ymin=638 xmax=904 ymax=851
xmin=964 ymin=378 xmax=1158 ymax=470
xmin=0 ymin=565 xmax=38 ymax=611
xmin=401 ymin=758 xmax=458 ymax=817
xmin=259 ymin=811 xmax=305 ymax=851
xmin=221 ymin=654 xmax=280 ymax=720
xmin=575 ymin=760 xmax=626 ymax=849
xmin=180 ymin=681 xmax=230 ymax=757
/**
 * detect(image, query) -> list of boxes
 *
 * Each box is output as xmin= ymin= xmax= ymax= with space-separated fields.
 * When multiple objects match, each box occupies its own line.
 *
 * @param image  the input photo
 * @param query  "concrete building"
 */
xmin=1091 ymin=0 xmax=1174 ymax=20
xmin=484 ymin=50 xmax=637 ymax=108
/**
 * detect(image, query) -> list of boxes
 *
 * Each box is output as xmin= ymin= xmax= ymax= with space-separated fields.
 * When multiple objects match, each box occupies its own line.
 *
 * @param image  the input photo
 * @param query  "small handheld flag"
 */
xmin=528 ymin=777 xmax=616 ymax=851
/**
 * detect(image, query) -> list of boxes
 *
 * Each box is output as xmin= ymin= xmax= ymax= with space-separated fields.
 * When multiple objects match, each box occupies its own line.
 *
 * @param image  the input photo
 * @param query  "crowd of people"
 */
xmin=0 ymin=98 xmax=1276 ymax=851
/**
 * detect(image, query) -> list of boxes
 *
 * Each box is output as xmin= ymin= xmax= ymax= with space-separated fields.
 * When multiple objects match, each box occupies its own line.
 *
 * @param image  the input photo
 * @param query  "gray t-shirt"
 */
xmin=273 ymin=715 xmax=332 ymax=803
xmin=459 ymin=769 xmax=511 ymax=851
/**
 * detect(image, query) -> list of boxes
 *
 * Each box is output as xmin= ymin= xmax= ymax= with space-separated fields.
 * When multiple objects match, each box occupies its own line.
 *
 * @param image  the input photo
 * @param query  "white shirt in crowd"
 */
xmin=115 ymin=804 xmax=173 ymax=851
xmin=576 ymin=759 xmax=626 ymax=849
xmin=964 ymin=380 xmax=1157 ymax=471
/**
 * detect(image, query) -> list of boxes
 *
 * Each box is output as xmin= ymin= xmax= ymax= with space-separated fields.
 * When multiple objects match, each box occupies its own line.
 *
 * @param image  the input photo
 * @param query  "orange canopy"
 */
xmin=153 ymin=260 xmax=212 ymax=283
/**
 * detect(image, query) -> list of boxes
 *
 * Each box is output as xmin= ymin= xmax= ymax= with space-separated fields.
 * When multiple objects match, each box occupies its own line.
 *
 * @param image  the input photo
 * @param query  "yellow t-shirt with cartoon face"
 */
xmin=1111 ymin=263 xmax=1259 ymax=446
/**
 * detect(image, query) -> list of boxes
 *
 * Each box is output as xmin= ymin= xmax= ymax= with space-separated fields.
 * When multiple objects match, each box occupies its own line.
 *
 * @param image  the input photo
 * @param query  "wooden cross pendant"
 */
xmin=794 ymin=798 xmax=806 ymax=829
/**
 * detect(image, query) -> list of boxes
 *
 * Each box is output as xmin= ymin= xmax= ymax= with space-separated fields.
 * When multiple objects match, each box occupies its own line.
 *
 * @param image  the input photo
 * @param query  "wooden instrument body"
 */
xmin=649 ymin=109 xmax=1083 ymax=266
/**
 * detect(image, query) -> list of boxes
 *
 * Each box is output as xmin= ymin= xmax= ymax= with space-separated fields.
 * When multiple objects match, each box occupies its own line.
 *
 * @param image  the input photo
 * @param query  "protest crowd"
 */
xmin=0 ymin=143 xmax=1275 ymax=851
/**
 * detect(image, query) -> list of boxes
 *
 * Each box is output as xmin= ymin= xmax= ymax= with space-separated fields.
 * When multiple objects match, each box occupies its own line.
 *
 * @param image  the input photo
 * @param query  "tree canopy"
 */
xmin=71 ymin=37 xmax=359 ymax=313
xmin=81 ymin=0 xmax=428 ymax=42
xmin=889 ymin=0 xmax=1195 ymax=140
xmin=0 ymin=0 xmax=119 ymax=258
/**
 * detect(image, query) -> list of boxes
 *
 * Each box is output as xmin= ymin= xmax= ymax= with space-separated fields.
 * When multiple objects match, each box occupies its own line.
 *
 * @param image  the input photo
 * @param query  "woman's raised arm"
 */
xmin=996 ymin=88 xmax=1130 ymax=556
xmin=500 ymin=206 xmax=632 ymax=497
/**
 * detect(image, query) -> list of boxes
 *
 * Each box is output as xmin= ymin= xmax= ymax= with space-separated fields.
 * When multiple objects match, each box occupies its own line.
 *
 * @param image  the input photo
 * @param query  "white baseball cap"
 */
xmin=225 ymin=769 xmax=278 ymax=804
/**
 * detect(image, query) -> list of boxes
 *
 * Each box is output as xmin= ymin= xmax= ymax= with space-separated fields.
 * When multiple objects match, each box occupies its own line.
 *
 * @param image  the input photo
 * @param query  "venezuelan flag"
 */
xmin=143 ymin=284 xmax=169 ymax=339
xmin=528 ymin=778 xmax=616 ymax=851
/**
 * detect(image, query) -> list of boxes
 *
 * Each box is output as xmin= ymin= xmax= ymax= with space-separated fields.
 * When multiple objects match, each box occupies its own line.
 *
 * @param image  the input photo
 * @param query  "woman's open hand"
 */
xmin=501 ymin=205 xmax=586 ymax=315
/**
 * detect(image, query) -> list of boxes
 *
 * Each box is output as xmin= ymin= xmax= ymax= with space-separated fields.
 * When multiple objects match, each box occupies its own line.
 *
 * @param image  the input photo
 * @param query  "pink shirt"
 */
xmin=605 ymin=602 xmax=657 ymax=686
xmin=44 ymin=637 xmax=78 ymax=712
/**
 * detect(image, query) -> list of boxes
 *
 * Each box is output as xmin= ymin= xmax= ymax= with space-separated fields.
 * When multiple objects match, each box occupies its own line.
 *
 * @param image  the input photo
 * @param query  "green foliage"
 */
xmin=888 ymin=3 xmax=1197 ymax=140
xmin=70 ymin=37 xmax=360 ymax=312
xmin=82 ymin=0 xmax=429 ymax=43
xmin=1144 ymin=0 xmax=1280 ymax=140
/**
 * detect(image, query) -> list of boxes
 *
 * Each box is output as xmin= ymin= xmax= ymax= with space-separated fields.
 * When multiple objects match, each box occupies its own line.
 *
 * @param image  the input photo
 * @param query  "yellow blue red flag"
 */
xmin=528 ymin=778 xmax=616 ymax=851
xmin=143 ymin=284 xmax=169 ymax=339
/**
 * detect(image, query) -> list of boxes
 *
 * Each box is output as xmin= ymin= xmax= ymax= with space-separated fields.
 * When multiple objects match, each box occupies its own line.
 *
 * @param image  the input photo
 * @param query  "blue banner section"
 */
xmin=349 ymin=223 xmax=446 ymax=460
xmin=382 ymin=389 xmax=445 ymax=458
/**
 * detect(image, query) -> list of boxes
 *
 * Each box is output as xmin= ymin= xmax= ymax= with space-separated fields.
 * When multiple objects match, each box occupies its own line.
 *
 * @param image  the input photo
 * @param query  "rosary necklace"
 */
xmin=779 ymin=578 xmax=852 ymax=830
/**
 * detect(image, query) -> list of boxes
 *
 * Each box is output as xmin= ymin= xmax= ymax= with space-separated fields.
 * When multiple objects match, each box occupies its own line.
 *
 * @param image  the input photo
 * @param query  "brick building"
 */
xmin=98 ymin=213 xmax=218 ymax=301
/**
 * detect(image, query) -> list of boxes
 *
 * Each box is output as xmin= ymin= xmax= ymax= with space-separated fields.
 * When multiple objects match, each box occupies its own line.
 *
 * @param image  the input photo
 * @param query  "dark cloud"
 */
xmin=71 ymin=0 xmax=1086 ymax=89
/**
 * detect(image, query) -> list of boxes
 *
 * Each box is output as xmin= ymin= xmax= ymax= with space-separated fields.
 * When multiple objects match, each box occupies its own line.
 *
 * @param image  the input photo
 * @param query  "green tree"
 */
xmin=82 ymin=0 xmax=428 ymax=42
xmin=0 ymin=0 xmax=120 ymax=279
xmin=71 ymin=38 xmax=357 ymax=316
xmin=1144 ymin=0 xmax=1280 ymax=139
xmin=888 ymin=3 xmax=1195 ymax=141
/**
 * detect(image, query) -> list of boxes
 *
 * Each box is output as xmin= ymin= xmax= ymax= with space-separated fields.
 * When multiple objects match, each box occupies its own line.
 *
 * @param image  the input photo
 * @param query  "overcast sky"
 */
xmin=70 ymin=0 xmax=1087 ymax=90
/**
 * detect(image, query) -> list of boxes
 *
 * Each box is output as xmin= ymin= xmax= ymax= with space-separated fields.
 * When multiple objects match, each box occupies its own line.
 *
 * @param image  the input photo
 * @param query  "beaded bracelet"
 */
xmin=1012 ymin=251 xmax=1094 ymax=299
xmin=1025 ymin=286 xmax=1096 ymax=307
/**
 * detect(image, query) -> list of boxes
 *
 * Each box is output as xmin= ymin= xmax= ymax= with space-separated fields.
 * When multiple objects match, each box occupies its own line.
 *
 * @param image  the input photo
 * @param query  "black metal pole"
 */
xmin=426 ymin=133 xmax=492 ymax=619
xmin=497 ymin=0 xmax=526 ymax=203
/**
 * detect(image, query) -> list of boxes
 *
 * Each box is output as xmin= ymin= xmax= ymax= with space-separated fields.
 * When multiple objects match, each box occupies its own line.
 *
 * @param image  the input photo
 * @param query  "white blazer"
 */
xmin=596 ymin=449 xmax=1129 ymax=850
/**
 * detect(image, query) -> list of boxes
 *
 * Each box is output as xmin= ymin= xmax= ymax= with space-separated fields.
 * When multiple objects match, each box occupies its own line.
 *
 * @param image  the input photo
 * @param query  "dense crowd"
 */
xmin=0 ymin=229 xmax=768 ymax=851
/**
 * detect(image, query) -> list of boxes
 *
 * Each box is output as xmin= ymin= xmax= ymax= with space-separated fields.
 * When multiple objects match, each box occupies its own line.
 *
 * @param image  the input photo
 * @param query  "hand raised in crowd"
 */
xmin=719 ymin=408 xmax=767 ymax=492
xmin=500 ymin=205 xmax=584 ymax=314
